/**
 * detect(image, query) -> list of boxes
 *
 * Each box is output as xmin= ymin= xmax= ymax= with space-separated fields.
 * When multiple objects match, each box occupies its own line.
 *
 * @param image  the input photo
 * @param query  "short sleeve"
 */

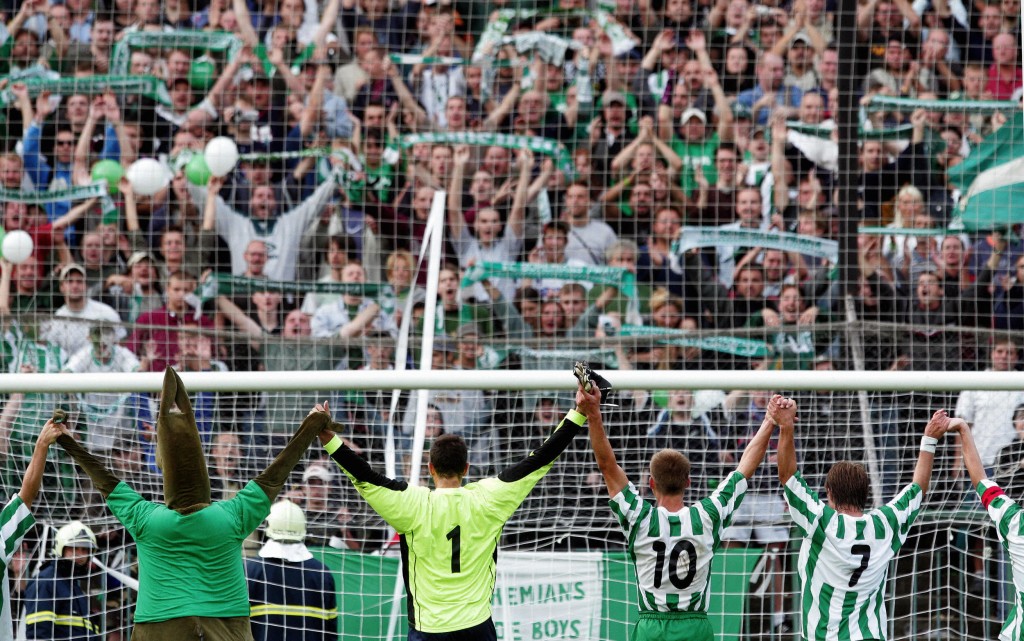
xmin=219 ymin=480 xmax=273 ymax=536
xmin=609 ymin=481 xmax=653 ymax=537
xmin=107 ymin=482 xmax=159 ymax=537
xmin=878 ymin=482 xmax=923 ymax=548
xmin=0 ymin=495 xmax=34 ymax=562
xmin=704 ymin=471 xmax=748 ymax=530
xmin=979 ymin=479 xmax=1023 ymax=545
xmin=783 ymin=471 xmax=826 ymax=535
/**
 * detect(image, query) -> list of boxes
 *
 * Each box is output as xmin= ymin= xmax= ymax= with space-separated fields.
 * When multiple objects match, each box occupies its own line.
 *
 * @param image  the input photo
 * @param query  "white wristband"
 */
xmin=920 ymin=435 xmax=939 ymax=454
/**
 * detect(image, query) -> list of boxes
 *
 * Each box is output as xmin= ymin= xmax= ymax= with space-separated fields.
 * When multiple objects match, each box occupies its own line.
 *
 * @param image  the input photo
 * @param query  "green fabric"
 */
xmin=106 ymin=479 xmax=270 ymax=622
xmin=633 ymin=612 xmax=712 ymax=641
xmin=948 ymin=117 xmax=1024 ymax=191
xmin=671 ymin=132 xmax=719 ymax=196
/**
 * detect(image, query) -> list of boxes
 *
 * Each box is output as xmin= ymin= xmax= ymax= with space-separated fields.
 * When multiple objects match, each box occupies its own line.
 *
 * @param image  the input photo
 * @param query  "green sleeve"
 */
xmin=220 ymin=479 xmax=273 ymax=536
xmin=107 ymin=482 xmax=157 ymax=538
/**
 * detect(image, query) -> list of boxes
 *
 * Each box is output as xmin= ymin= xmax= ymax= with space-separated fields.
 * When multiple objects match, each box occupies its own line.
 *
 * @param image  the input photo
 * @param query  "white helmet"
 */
xmin=54 ymin=521 xmax=97 ymax=557
xmin=265 ymin=500 xmax=306 ymax=542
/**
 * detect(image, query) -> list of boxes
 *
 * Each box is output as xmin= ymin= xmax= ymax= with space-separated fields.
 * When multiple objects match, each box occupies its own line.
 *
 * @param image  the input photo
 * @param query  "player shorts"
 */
xmin=632 ymin=611 xmax=712 ymax=641
xmin=408 ymin=618 xmax=497 ymax=641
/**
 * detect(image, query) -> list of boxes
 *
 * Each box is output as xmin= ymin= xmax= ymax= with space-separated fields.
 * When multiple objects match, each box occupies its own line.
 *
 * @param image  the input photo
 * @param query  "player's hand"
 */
xmin=311 ymin=400 xmax=330 ymax=417
xmin=575 ymin=384 xmax=601 ymax=418
xmin=946 ymin=418 xmax=968 ymax=434
xmin=924 ymin=409 xmax=950 ymax=438
xmin=769 ymin=396 xmax=797 ymax=430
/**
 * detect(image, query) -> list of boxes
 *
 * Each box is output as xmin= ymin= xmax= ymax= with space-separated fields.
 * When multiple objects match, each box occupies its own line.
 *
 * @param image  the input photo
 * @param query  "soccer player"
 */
xmin=773 ymin=400 xmax=950 ymax=640
xmin=315 ymin=365 xmax=602 ymax=640
xmin=588 ymin=389 xmax=786 ymax=641
xmin=950 ymin=416 xmax=1024 ymax=641
xmin=0 ymin=417 xmax=65 ymax=639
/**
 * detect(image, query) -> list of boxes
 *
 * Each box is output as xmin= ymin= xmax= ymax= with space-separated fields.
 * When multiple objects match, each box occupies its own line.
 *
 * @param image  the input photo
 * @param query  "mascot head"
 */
xmin=156 ymin=367 xmax=211 ymax=513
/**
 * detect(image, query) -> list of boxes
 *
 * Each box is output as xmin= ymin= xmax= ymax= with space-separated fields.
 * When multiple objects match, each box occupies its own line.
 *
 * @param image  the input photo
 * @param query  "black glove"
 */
xmin=573 ymin=361 xmax=615 ymax=406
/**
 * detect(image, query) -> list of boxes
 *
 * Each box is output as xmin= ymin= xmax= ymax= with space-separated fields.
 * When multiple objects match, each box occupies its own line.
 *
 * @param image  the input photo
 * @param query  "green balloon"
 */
xmin=91 ymin=160 xmax=124 ymax=195
xmin=189 ymin=59 xmax=216 ymax=92
xmin=652 ymin=389 xmax=670 ymax=409
xmin=185 ymin=154 xmax=211 ymax=186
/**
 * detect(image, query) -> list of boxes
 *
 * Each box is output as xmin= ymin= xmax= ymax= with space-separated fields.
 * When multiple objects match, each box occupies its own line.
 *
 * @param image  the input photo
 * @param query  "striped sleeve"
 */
xmin=0 ymin=495 xmax=34 ymax=563
xmin=609 ymin=482 xmax=652 ymax=538
xmin=706 ymin=471 xmax=748 ymax=533
xmin=979 ymin=479 xmax=1023 ymax=545
xmin=881 ymin=482 xmax=924 ymax=549
xmin=783 ymin=472 xmax=824 ymax=535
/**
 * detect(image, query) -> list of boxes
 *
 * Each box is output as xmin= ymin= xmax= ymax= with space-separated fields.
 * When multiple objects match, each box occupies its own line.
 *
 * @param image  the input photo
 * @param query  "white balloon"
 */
xmin=126 ymin=158 xmax=170 ymax=196
xmin=2 ymin=230 xmax=34 ymax=265
xmin=205 ymin=137 xmax=240 ymax=177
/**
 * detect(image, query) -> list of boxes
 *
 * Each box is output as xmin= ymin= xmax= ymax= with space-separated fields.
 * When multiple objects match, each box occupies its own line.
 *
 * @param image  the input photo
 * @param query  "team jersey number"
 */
xmin=849 ymin=544 xmax=871 ymax=587
xmin=446 ymin=525 xmax=461 ymax=573
xmin=651 ymin=539 xmax=697 ymax=589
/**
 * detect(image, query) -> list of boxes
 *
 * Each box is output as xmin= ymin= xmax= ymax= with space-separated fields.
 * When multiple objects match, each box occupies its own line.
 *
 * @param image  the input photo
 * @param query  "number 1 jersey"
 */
xmin=610 ymin=470 xmax=747 ymax=613
xmin=784 ymin=472 xmax=923 ymax=641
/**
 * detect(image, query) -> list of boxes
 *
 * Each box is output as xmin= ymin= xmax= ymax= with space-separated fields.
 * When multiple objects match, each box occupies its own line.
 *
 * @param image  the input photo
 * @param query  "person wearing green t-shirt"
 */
xmin=316 ymin=364 xmax=608 ymax=640
xmin=52 ymin=368 xmax=329 ymax=641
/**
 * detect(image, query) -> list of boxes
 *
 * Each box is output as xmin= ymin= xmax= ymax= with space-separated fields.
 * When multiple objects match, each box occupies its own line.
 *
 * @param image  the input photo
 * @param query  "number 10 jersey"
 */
xmin=610 ymin=470 xmax=748 ymax=613
xmin=784 ymin=472 xmax=924 ymax=641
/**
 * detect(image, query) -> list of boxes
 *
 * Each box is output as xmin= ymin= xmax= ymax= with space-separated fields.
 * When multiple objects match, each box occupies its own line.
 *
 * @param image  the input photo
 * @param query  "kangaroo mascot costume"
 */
xmin=55 ymin=367 xmax=329 ymax=640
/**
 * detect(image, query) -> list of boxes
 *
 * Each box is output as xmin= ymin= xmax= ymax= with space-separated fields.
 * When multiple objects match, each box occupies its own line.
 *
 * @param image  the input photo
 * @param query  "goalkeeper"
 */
xmin=951 ymin=416 xmax=1024 ymax=641
xmin=588 ymin=382 xmax=783 ymax=641
xmin=315 ymin=363 xmax=603 ymax=640
xmin=51 ymin=367 xmax=329 ymax=641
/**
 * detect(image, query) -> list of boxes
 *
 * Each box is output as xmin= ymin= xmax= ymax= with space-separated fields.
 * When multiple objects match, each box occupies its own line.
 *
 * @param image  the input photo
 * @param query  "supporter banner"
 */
xmin=675 ymin=227 xmax=839 ymax=263
xmin=472 ymin=9 xmax=516 ymax=65
xmin=620 ymin=325 xmax=772 ymax=358
xmin=471 ymin=9 xmax=636 ymax=64
xmin=491 ymin=552 xmax=603 ymax=641
xmin=0 ymin=182 xmax=107 ymax=204
xmin=0 ymin=75 xmax=172 ymax=106
xmin=400 ymin=132 xmax=575 ymax=180
xmin=388 ymin=54 xmax=465 ymax=66
xmin=864 ymin=95 xmax=1018 ymax=113
xmin=500 ymin=32 xmax=580 ymax=66
xmin=198 ymin=273 xmax=394 ymax=303
xmin=111 ymin=31 xmax=244 ymax=75
xmin=857 ymin=226 xmax=953 ymax=237
xmin=513 ymin=346 xmax=619 ymax=366
xmin=593 ymin=11 xmax=639 ymax=56
xmin=460 ymin=261 xmax=637 ymax=300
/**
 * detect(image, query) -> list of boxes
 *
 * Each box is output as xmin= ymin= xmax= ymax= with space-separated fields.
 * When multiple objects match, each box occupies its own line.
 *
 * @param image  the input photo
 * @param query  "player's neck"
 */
xmin=833 ymin=505 xmax=864 ymax=517
xmin=433 ymin=476 xmax=463 ymax=489
xmin=656 ymin=495 xmax=685 ymax=512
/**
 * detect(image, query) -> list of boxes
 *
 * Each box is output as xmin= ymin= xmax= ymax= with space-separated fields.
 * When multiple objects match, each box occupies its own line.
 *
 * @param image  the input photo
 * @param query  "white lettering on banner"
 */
xmin=676 ymin=227 xmax=840 ymax=263
xmin=491 ymin=552 xmax=602 ymax=641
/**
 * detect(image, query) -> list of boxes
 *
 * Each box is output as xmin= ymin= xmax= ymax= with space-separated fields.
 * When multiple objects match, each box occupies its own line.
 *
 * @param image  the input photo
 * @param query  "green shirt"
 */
xmin=106 ymin=480 xmax=271 ymax=622
xmin=324 ymin=409 xmax=587 ymax=633
xmin=671 ymin=132 xmax=720 ymax=197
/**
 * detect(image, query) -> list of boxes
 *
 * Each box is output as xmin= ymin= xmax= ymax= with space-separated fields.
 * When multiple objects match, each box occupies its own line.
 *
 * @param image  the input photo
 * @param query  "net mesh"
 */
xmin=1 ymin=378 xmax=1021 ymax=640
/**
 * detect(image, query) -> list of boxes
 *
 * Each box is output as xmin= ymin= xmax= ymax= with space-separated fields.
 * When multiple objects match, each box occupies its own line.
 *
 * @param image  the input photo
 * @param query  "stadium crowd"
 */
xmin=0 ymin=0 xmax=1021 ymax=634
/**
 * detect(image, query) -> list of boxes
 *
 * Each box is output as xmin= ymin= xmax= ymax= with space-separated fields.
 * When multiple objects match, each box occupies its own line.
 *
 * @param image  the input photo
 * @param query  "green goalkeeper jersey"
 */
xmin=324 ymin=409 xmax=587 ymax=634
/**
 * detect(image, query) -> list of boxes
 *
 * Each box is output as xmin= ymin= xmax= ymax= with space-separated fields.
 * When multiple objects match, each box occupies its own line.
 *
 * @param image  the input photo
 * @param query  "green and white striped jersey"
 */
xmin=0 ymin=495 xmax=34 ymax=641
xmin=784 ymin=472 xmax=923 ymax=641
xmin=610 ymin=470 xmax=747 ymax=613
xmin=977 ymin=479 xmax=1024 ymax=641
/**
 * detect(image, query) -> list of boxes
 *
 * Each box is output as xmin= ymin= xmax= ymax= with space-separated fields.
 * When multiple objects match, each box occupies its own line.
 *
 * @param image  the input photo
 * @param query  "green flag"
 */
xmin=947 ymin=116 xmax=1024 ymax=191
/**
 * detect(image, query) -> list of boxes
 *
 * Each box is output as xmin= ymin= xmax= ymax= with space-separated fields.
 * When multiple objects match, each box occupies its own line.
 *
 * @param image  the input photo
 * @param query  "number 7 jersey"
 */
xmin=610 ymin=470 xmax=748 ymax=612
xmin=784 ymin=472 xmax=924 ymax=641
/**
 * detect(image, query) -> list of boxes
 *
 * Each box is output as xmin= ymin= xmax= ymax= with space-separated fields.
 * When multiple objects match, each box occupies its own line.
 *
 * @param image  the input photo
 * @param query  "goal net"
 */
xmin=1 ymin=363 xmax=1019 ymax=641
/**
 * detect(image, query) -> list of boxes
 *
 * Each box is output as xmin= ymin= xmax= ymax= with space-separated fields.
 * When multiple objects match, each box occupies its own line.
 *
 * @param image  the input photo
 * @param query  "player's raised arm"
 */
xmin=912 ymin=409 xmax=950 ymax=495
xmin=736 ymin=394 xmax=784 ymax=479
xmin=584 ymin=382 xmax=626 ymax=497
xmin=947 ymin=417 xmax=986 ymax=487
xmin=19 ymin=417 xmax=70 ymax=508
xmin=772 ymin=397 xmax=798 ymax=484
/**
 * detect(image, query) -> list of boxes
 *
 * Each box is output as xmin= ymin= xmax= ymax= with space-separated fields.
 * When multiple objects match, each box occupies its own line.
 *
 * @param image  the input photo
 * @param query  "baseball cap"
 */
xmin=733 ymin=103 xmax=753 ymax=120
xmin=60 ymin=263 xmax=86 ymax=280
xmin=602 ymin=90 xmax=627 ymax=106
xmin=790 ymin=32 xmax=812 ymax=47
xmin=127 ymin=251 xmax=153 ymax=268
xmin=680 ymin=107 xmax=707 ymax=124
xmin=301 ymin=463 xmax=334 ymax=483
xmin=455 ymin=323 xmax=481 ymax=341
